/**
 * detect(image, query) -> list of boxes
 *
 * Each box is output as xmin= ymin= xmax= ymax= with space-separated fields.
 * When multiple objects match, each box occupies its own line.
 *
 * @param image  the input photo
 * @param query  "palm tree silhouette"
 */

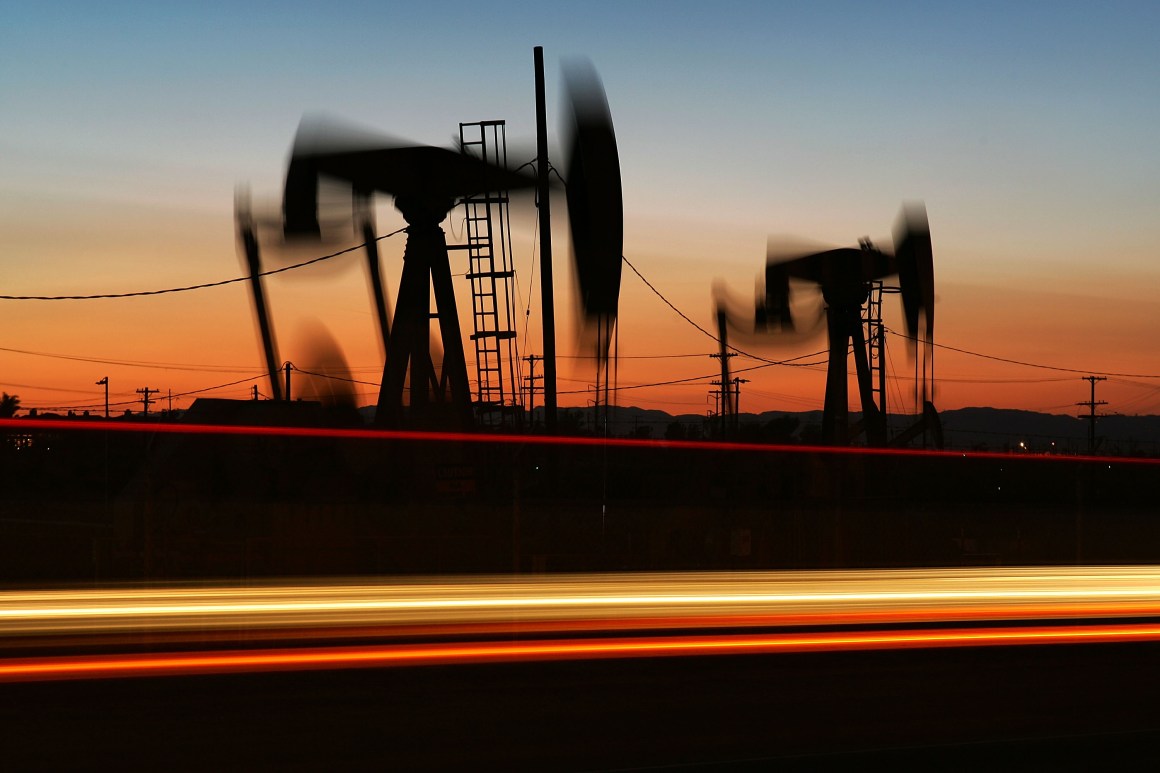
xmin=0 ymin=392 xmax=21 ymax=418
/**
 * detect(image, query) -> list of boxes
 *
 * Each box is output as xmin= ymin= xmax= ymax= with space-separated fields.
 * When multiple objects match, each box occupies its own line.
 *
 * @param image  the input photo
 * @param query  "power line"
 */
xmin=0 ymin=345 xmax=262 ymax=373
xmin=622 ymin=254 xmax=720 ymax=343
xmin=625 ymin=253 xmax=1159 ymax=392
xmin=558 ymin=357 xmax=829 ymax=396
xmin=0 ymin=381 xmax=109 ymax=395
xmin=168 ymin=374 xmax=267 ymax=400
xmin=885 ymin=327 xmax=1160 ymax=379
xmin=28 ymin=373 xmax=266 ymax=412
xmin=558 ymin=352 xmax=713 ymax=360
xmin=931 ymin=375 xmax=1076 ymax=385
xmin=292 ymin=367 xmax=380 ymax=387
xmin=560 ymin=373 xmax=715 ymax=395
xmin=0 ymin=228 xmax=406 ymax=301
xmin=31 ymin=397 xmax=142 ymax=413
xmin=622 ymin=254 xmax=825 ymax=368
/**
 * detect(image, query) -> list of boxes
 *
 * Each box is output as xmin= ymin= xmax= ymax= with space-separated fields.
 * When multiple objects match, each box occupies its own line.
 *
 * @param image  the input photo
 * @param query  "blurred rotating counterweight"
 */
xmin=278 ymin=56 xmax=623 ymax=431
xmin=717 ymin=204 xmax=939 ymax=447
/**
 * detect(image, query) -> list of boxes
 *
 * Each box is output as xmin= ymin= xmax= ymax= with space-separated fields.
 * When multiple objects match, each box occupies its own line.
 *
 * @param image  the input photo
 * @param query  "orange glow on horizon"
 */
xmin=5 ymin=254 xmax=1160 ymax=419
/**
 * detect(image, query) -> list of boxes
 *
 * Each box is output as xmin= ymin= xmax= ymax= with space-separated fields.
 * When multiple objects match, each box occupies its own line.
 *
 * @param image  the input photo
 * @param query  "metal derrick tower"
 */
xmin=452 ymin=121 xmax=523 ymax=428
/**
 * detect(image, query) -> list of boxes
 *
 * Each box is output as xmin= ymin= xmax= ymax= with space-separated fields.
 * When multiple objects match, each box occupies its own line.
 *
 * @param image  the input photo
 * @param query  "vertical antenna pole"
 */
xmin=534 ymin=46 xmax=558 ymax=432
xmin=97 ymin=377 xmax=109 ymax=418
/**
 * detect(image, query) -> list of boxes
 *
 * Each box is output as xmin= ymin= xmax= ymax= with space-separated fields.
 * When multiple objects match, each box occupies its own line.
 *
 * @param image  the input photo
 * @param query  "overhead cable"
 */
xmin=0 ymin=228 xmax=406 ymax=301
xmin=885 ymin=328 xmax=1160 ymax=379
xmin=621 ymin=254 xmax=826 ymax=368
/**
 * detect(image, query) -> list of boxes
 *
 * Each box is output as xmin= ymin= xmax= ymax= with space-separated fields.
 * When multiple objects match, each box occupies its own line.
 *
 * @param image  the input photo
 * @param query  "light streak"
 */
xmin=6 ymin=568 xmax=1160 ymax=636
xmin=5 ymin=623 xmax=1160 ymax=683
xmin=2 ymin=417 xmax=1157 ymax=466
xmin=4 ymin=568 xmax=1160 ymax=681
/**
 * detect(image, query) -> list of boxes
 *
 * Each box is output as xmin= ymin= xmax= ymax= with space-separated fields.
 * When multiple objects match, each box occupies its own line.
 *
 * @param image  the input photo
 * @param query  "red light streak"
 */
xmin=5 ymin=623 xmax=1160 ymax=683
xmin=2 ymin=417 xmax=1154 ymax=466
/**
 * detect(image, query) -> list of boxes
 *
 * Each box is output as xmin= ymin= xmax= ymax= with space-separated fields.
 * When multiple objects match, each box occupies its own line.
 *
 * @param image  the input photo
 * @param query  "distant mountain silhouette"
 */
xmin=358 ymin=404 xmax=1160 ymax=455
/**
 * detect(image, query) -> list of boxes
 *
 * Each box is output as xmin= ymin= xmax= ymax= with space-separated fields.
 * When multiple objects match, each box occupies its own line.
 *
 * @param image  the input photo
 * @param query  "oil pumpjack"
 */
xmin=718 ymin=205 xmax=939 ymax=447
xmin=275 ymin=54 xmax=623 ymax=432
xmin=283 ymin=139 xmax=539 ymax=429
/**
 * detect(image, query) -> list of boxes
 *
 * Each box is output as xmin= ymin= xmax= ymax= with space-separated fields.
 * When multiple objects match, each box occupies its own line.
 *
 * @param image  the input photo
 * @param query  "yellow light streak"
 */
xmin=5 ymin=567 xmax=1160 ymax=639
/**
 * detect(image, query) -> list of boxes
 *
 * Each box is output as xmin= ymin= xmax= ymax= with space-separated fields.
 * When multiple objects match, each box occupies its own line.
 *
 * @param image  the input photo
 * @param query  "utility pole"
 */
xmin=524 ymin=354 xmax=543 ymax=428
xmin=711 ymin=312 xmax=736 ymax=417
xmin=167 ymin=389 xmax=173 ymax=414
xmin=1077 ymin=375 xmax=1107 ymax=454
xmin=533 ymin=46 xmax=557 ymax=433
xmin=710 ymin=336 xmax=737 ymax=437
xmin=710 ymin=375 xmax=748 ymax=437
xmin=136 ymin=387 xmax=160 ymax=417
xmin=252 ymin=384 xmax=259 ymax=401
xmin=96 ymin=377 xmax=109 ymax=419
xmin=731 ymin=376 xmax=750 ymax=433
xmin=284 ymin=362 xmax=293 ymax=402
xmin=709 ymin=383 xmax=721 ymax=429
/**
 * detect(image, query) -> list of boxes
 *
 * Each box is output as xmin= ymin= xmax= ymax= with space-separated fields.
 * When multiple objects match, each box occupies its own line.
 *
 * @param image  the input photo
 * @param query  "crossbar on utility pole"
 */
xmin=524 ymin=354 xmax=543 ymax=428
xmin=136 ymin=387 xmax=160 ymax=417
xmin=731 ymin=376 xmax=749 ymax=433
xmin=1077 ymin=375 xmax=1107 ymax=454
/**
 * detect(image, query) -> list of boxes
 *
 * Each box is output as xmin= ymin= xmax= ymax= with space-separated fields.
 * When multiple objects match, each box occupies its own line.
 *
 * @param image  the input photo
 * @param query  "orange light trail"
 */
xmin=5 ymin=623 xmax=1160 ymax=683
xmin=5 ymin=568 xmax=1160 ymax=682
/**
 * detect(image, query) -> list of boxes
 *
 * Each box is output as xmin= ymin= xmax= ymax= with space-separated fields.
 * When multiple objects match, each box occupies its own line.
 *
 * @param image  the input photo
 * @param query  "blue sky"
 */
xmin=1 ymin=1 xmax=1158 ymax=414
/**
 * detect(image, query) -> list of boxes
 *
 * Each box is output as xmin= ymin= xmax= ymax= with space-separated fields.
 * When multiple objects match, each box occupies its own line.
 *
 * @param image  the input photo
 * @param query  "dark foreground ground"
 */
xmin=6 ymin=642 xmax=1160 ymax=771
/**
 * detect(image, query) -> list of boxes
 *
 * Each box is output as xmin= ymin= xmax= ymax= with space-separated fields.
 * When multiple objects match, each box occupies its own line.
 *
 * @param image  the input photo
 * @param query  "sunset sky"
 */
xmin=2 ymin=1 xmax=1158 ymax=419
